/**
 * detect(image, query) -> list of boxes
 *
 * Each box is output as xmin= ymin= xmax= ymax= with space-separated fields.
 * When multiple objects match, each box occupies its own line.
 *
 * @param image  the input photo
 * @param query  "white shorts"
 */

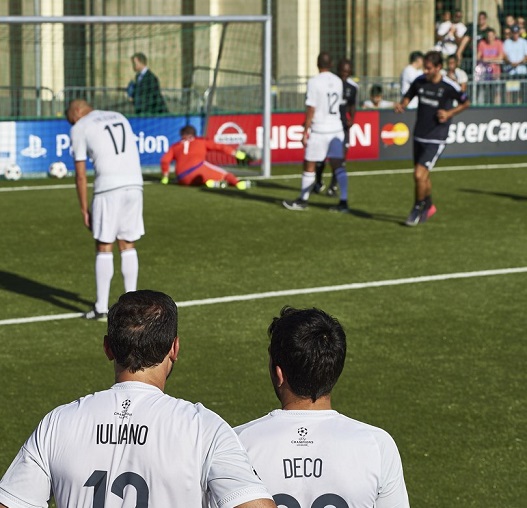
xmin=304 ymin=130 xmax=345 ymax=162
xmin=91 ymin=187 xmax=144 ymax=244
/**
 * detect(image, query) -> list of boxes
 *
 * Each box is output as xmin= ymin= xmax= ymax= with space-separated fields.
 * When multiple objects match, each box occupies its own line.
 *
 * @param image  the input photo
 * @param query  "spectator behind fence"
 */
xmin=477 ymin=28 xmax=505 ymax=78
xmin=362 ymin=84 xmax=395 ymax=109
xmin=518 ymin=16 xmax=527 ymax=39
xmin=442 ymin=55 xmax=468 ymax=92
xmin=501 ymin=13 xmax=517 ymax=38
xmin=128 ymin=52 xmax=168 ymax=115
xmin=434 ymin=9 xmax=467 ymax=58
xmin=400 ymin=51 xmax=424 ymax=109
xmin=457 ymin=11 xmax=494 ymax=72
xmin=503 ymin=25 xmax=527 ymax=75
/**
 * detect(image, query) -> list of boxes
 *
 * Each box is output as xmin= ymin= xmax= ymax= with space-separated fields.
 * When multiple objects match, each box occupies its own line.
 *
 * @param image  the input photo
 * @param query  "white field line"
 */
xmin=1 ymin=266 xmax=526 ymax=326
xmin=1 ymin=163 xmax=526 ymax=192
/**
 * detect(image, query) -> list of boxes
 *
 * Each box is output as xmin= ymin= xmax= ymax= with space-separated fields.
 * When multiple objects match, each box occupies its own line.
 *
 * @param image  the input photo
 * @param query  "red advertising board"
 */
xmin=206 ymin=111 xmax=380 ymax=164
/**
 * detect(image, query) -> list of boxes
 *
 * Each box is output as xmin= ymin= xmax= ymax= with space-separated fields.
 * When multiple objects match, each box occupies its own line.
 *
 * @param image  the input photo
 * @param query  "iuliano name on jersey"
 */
xmin=96 ymin=423 xmax=149 ymax=445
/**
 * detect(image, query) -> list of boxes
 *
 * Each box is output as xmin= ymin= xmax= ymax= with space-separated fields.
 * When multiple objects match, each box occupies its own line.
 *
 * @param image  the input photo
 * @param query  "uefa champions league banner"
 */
xmin=0 ymin=116 xmax=203 ymax=177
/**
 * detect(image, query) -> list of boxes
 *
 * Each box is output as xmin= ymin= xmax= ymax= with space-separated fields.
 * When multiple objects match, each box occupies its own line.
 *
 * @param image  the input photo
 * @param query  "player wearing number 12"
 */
xmin=0 ymin=290 xmax=276 ymax=508
xmin=67 ymin=99 xmax=144 ymax=320
xmin=235 ymin=307 xmax=410 ymax=508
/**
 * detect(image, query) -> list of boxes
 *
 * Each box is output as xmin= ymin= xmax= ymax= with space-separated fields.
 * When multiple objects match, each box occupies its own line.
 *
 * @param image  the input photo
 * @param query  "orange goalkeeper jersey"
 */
xmin=160 ymin=137 xmax=236 ymax=179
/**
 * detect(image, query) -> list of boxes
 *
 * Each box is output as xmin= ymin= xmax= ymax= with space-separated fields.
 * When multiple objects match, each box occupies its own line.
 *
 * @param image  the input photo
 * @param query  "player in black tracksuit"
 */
xmin=395 ymin=50 xmax=470 ymax=226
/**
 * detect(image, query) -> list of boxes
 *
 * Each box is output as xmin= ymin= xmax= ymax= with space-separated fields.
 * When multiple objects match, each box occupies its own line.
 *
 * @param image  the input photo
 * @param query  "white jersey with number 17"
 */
xmin=305 ymin=71 xmax=344 ymax=134
xmin=70 ymin=110 xmax=143 ymax=194
xmin=236 ymin=409 xmax=410 ymax=508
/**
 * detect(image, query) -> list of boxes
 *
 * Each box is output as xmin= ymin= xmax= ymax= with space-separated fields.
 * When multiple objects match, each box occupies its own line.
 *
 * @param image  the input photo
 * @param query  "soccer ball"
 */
xmin=4 ymin=163 xmax=22 ymax=181
xmin=49 ymin=161 xmax=68 ymax=179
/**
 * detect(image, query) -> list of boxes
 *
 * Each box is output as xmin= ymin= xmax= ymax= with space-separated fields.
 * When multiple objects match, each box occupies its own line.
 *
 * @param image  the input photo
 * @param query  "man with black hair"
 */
xmin=0 ymin=290 xmax=276 ymax=508
xmin=128 ymin=52 xmax=168 ymax=114
xmin=282 ymin=52 xmax=349 ymax=213
xmin=395 ymin=50 xmax=470 ymax=226
xmin=236 ymin=306 xmax=410 ymax=508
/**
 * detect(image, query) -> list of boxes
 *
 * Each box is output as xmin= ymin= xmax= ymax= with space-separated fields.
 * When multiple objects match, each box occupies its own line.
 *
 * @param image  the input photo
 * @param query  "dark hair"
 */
xmin=424 ymin=50 xmax=443 ymax=67
xmin=479 ymin=11 xmax=487 ymax=18
xmin=132 ymin=52 xmax=147 ymax=65
xmin=107 ymin=290 xmax=178 ymax=373
xmin=317 ymin=52 xmax=333 ymax=69
xmin=371 ymin=84 xmax=383 ymax=96
xmin=337 ymin=58 xmax=352 ymax=72
xmin=409 ymin=50 xmax=424 ymax=63
xmin=268 ymin=306 xmax=347 ymax=402
xmin=180 ymin=125 xmax=197 ymax=137
xmin=447 ymin=54 xmax=459 ymax=63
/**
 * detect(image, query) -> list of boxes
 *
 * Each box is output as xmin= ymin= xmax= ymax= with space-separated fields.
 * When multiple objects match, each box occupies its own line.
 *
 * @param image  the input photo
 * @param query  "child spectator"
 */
xmin=362 ymin=84 xmax=394 ymax=109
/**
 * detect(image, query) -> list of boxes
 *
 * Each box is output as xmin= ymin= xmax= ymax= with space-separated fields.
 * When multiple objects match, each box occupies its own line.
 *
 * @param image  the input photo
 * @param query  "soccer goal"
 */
xmin=0 ymin=14 xmax=272 ymax=178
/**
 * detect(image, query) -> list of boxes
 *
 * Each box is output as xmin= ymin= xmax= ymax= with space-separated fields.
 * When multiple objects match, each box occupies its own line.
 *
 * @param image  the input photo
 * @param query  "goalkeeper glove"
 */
xmin=160 ymin=175 xmax=169 ymax=185
xmin=235 ymin=150 xmax=250 ymax=166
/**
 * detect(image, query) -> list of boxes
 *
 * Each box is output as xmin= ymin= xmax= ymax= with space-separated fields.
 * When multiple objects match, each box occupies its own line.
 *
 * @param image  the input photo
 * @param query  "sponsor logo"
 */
xmin=447 ymin=119 xmax=527 ymax=144
xmin=114 ymin=399 xmax=132 ymax=420
xmin=381 ymin=123 xmax=410 ymax=146
xmin=21 ymin=135 xmax=47 ymax=158
xmin=214 ymin=121 xmax=247 ymax=145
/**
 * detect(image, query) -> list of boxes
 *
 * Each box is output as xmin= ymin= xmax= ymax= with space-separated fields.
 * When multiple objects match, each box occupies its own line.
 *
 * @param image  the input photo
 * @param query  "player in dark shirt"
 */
xmin=314 ymin=58 xmax=358 ymax=197
xmin=395 ymin=50 xmax=470 ymax=226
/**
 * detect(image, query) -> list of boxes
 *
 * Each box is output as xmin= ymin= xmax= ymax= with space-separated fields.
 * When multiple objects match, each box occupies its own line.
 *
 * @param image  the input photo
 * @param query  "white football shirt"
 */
xmin=400 ymin=65 xmax=423 ymax=110
xmin=305 ymin=71 xmax=344 ymax=134
xmin=70 ymin=110 xmax=143 ymax=194
xmin=236 ymin=410 xmax=410 ymax=508
xmin=0 ymin=382 xmax=271 ymax=508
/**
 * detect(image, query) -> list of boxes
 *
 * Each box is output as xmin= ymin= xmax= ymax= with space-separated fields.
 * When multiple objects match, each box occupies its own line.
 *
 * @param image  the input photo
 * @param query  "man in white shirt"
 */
xmin=0 ymin=290 xmax=276 ymax=508
xmin=236 ymin=306 xmax=410 ymax=508
xmin=67 ymin=100 xmax=144 ymax=321
xmin=282 ymin=52 xmax=349 ymax=213
xmin=400 ymin=51 xmax=424 ymax=109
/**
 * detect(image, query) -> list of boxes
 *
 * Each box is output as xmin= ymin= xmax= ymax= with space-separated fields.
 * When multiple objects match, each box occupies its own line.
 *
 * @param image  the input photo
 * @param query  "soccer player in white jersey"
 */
xmin=235 ymin=307 xmax=410 ymax=508
xmin=0 ymin=290 xmax=276 ymax=508
xmin=67 ymin=99 xmax=144 ymax=321
xmin=283 ymin=52 xmax=350 ymax=213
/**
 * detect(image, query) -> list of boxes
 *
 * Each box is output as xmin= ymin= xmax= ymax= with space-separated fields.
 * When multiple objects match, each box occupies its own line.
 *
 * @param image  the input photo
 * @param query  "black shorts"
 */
xmin=413 ymin=140 xmax=446 ymax=170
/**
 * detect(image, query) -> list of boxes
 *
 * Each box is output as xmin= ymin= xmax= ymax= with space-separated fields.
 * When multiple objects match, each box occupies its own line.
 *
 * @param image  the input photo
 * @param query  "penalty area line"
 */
xmin=1 ymin=266 xmax=527 ymax=326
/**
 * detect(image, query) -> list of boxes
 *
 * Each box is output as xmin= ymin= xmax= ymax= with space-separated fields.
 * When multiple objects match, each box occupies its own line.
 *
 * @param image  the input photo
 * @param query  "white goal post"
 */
xmin=0 ymin=14 xmax=273 ymax=178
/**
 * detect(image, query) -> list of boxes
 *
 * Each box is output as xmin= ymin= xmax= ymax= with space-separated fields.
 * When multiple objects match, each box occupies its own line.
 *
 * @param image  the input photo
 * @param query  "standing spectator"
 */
xmin=0 ymin=290 xmax=276 ymax=508
xmin=160 ymin=125 xmax=251 ymax=189
xmin=435 ymin=10 xmax=467 ymax=58
xmin=314 ymin=58 xmax=359 ymax=197
xmin=362 ymin=84 xmax=395 ymax=108
xmin=442 ymin=55 xmax=468 ymax=92
xmin=503 ymin=26 xmax=512 ymax=40
xmin=457 ymin=11 xmax=494 ymax=72
xmin=477 ymin=28 xmax=505 ymax=103
xmin=400 ymin=51 xmax=424 ymax=109
xmin=128 ymin=52 xmax=168 ymax=115
xmin=502 ymin=13 xmax=517 ymax=38
xmin=282 ymin=52 xmax=349 ymax=213
xmin=235 ymin=306 xmax=410 ymax=508
xmin=67 ymin=99 xmax=144 ymax=321
xmin=395 ymin=51 xmax=470 ymax=227
xmin=503 ymin=25 xmax=527 ymax=75
xmin=517 ymin=16 xmax=527 ymax=38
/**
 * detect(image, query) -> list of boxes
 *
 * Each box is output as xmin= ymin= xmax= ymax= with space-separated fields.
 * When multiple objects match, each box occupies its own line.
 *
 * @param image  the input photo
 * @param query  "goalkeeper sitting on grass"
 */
xmin=160 ymin=125 xmax=251 ymax=189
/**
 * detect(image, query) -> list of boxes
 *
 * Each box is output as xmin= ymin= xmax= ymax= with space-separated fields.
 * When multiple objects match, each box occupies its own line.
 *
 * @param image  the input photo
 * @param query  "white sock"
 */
xmin=95 ymin=252 xmax=114 ymax=313
xmin=300 ymin=171 xmax=316 ymax=201
xmin=335 ymin=167 xmax=348 ymax=201
xmin=121 ymin=248 xmax=139 ymax=293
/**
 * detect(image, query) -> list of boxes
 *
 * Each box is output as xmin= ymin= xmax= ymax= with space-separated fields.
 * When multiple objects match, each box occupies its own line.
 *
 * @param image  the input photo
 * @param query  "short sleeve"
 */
xmin=305 ymin=78 xmax=317 ymax=107
xmin=70 ymin=124 xmax=87 ymax=162
xmin=199 ymin=406 xmax=272 ymax=508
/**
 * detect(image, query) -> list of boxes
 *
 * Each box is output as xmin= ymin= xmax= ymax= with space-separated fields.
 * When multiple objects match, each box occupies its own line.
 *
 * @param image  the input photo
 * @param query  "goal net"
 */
xmin=0 ymin=15 xmax=271 ymax=179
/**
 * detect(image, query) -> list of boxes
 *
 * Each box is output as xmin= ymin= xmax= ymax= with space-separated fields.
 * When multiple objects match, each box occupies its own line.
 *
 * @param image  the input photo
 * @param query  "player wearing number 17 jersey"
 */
xmin=67 ymin=100 xmax=144 ymax=320
xmin=0 ymin=291 xmax=275 ymax=508
xmin=235 ymin=307 xmax=410 ymax=508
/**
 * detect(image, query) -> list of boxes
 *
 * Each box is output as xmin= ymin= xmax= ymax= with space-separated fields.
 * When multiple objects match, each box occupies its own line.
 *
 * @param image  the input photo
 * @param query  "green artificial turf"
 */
xmin=0 ymin=156 xmax=526 ymax=507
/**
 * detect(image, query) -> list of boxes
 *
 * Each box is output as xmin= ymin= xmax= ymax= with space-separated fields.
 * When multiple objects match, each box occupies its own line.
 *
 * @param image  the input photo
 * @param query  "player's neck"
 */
xmin=281 ymin=394 xmax=332 ymax=411
xmin=114 ymin=366 xmax=168 ymax=391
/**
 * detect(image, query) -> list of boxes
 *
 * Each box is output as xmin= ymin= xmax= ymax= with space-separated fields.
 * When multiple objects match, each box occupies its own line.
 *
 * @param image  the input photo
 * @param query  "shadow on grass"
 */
xmin=460 ymin=188 xmax=527 ymax=202
xmin=0 ymin=271 xmax=92 ymax=313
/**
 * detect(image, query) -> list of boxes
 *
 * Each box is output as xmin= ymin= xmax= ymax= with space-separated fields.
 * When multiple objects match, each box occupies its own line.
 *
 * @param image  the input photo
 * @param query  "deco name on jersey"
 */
xmin=96 ymin=423 xmax=149 ymax=445
xmin=283 ymin=457 xmax=323 ymax=479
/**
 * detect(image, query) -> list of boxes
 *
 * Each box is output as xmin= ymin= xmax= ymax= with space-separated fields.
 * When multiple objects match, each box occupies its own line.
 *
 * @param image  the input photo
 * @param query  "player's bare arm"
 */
xmin=236 ymin=499 xmax=277 ymax=508
xmin=394 ymin=97 xmax=410 ymax=113
xmin=302 ymin=106 xmax=315 ymax=146
xmin=437 ymin=99 xmax=471 ymax=123
xmin=74 ymin=160 xmax=90 ymax=229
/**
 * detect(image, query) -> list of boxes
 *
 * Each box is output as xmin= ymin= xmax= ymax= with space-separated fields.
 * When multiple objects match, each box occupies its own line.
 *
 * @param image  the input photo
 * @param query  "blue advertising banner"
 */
xmin=0 ymin=116 xmax=203 ymax=176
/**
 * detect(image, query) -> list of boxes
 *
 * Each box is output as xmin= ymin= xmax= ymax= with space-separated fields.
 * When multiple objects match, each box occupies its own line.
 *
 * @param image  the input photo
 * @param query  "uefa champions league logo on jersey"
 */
xmin=291 ymin=427 xmax=313 ymax=447
xmin=114 ymin=399 xmax=133 ymax=420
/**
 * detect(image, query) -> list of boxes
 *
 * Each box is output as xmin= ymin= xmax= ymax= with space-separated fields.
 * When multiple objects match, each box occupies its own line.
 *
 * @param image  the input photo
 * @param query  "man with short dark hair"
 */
xmin=0 ymin=290 xmax=276 ymax=508
xmin=236 ymin=306 xmax=410 ymax=508
xmin=400 ymin=51 xmax=424 ymax=109
xmin=395 ymin=50 xmax=470 ymax=226
xmin=128 ymin=52 xmax=168 ymax=114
